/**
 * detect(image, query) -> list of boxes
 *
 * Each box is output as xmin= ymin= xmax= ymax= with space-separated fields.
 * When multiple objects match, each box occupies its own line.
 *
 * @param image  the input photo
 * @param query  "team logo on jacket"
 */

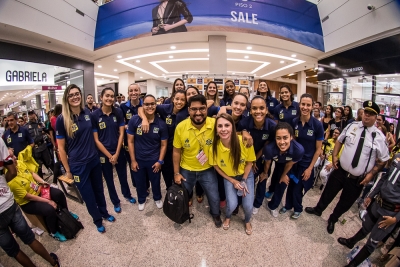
xmin=113 ymin=116 xmax=117 ymax=122
xmin=99 ymin=122 xmax=106 ymax=129
xmin=153 ymin=127 xmax=159 ymax=133
xmin=279 ymin=113 xmax=284 ymax=119
xmin=220 ymin=159 xmax=226 ymax=167
xmin=126 ymin=113 xmax=132 ymax=119
xmin=18 ymin=133 xmax=22 ymax=137
xmin=184 ymin=138 xmax=190 ymax=148
xmin=295 ymin=130 xmax=299 ymax=137
xmin=240 ymin=158 xmax=245 ymax=164
xmin=100 ymin=157 xmax=105 ymax=163
xmin=72 ymin=123 xmax=78 ymax=132
xmin=136 ymin=128 xmax=142 ymax=135
xmin=270 ymin=103 xmax=274 ymax=107
xmin=292 ymin=110 xmax=297 ymax=115
xmin=307 ymin=130 xmax=314 ymax=136
xmin=205 ymin=139 xmax=212 ymax=145
xmin=84 ymin=115 xmax=90 ymax=121
xmin=286 ymin=157 xmax=292 ymax=161
xmin=166 ymin=118 xmax=172 ymax=125
xmin=74 ymin=176 xmax=80 ymax=182
xmin=262 ymin=134 xmax=268 ymax=140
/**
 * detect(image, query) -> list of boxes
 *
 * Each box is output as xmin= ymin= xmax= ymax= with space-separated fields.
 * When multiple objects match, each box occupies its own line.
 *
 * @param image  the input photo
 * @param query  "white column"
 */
xmin=118 ymin=71 xmax=135 ymax=98
xmin=208 ymin=35 xmax=227 ymax=75
xmin=297 ymin=71 xmax=307 ymax=97
xmin=146 ymin=79 xmax=156 ymax=95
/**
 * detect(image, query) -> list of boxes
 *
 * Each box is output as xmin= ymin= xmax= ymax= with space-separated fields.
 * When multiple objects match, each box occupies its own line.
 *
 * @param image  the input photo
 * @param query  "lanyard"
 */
xmin=191 ymin=129 xmax=206 ymax=151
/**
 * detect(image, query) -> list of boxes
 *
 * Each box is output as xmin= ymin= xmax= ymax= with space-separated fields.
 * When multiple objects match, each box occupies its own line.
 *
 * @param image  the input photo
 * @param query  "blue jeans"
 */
xmin=70 ymin=157 xmax=110 ymax=227
xmin=181 ymin=167 xmax=220 ymax=217
xmin=224 ymin=172 xmax=254 ymax=223
xmin=101 ymin=152 xmax=132 ymax=206
xmin=132 ymin=159 xmax=162 ymax=204
xmin=0 ymin=202 xmax=35 ymax=257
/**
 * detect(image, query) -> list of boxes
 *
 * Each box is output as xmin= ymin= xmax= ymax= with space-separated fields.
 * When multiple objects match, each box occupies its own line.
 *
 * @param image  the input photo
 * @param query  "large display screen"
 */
xmin=95 ymin=0 xmax=324 ymax=51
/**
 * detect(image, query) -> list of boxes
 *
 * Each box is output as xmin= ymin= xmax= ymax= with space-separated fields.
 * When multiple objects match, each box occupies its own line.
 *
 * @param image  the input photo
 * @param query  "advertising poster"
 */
xmin=95 ymin=0 xmax=323 ymax=51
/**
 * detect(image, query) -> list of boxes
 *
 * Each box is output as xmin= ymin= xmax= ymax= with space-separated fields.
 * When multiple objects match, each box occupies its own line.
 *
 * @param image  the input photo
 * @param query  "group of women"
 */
xmin=28 ymin=76 xmax=396 ymax=238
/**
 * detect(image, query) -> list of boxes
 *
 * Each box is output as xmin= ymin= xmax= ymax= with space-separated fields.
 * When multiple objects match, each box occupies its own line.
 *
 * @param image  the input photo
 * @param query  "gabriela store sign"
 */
xmin=0 ymin=59 xmax=54 ymax=86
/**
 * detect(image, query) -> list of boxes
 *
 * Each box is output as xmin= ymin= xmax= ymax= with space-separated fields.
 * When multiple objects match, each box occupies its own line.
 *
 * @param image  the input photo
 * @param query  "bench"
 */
xmin=57 ymin=175 xmax=84 ymax=204
xmin=22 ymin=212 xmax=48 ymax=233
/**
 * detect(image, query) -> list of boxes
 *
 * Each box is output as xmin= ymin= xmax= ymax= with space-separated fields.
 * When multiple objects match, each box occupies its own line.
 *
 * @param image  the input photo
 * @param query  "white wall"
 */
xmin=318 ymin=0 xmax=400 ymax=52
xmin=146 ymin=79 xmax=172 ymax=97
xmin=0 ymin=0 xmax=98 ymax=51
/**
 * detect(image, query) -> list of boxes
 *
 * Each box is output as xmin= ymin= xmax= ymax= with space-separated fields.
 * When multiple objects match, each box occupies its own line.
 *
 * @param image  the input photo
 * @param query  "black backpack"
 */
xmin=56 ymin=208 xmax=84 ymax=239
xmin=163 ymin=184 xmax=193 ymax=224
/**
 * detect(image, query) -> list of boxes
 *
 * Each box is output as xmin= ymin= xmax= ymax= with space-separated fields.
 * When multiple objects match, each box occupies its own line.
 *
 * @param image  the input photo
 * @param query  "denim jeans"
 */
xmin=224 ymin=171 xmax=254 ymax=223
xmin=0 ymin=202 xmax=35 ymax=257
xmin=181 ymin=167 xmax=220 ymax=217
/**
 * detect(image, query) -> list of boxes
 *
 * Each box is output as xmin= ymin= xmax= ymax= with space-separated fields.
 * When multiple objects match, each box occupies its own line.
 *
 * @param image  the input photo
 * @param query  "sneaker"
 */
xmin=279 ymin=207 xmax=287 ymax=214
xmin=104 ymin=215 xmax=116 ymax=222
xmin=270 ymin=208 xmax=278 ymax=218
xmin=155 ymin=200 xmax=163 ymax=209
xmin=50 ymin=231 xmax=67 ymax=242
xmin=69 ymin=212 xmax=79 ymax=220
xmin=97 ymin=225 xmax=106 ymax=233
xmin=252 ymin=207 xmax=259 ymax=215
xmin=114 ymin=205 xmax=122 ymax=213
xmin=264 ymin=191 xmax=274 ymax=200
xmin=138 ymin=203 xmax=145 ymax=211
xmin=50 ymin=252 xmax=60 ymax=267
xmin=126 ymin=197 xmax=136 ymax=204
xmin=291 ymin=212 xmax=302 ymax=219
xmin=220 ymin=200 xmax=226 ymax=208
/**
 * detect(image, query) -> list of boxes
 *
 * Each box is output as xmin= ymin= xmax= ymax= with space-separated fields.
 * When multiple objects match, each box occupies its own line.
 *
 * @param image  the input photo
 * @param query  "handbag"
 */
xmin=40 ymin=185 xmax=51 ymax=200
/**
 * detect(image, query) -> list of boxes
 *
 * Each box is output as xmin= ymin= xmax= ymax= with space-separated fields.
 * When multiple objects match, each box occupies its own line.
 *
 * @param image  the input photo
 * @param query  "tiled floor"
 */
xmin=0 ymin=173 xmax=390 ymax=267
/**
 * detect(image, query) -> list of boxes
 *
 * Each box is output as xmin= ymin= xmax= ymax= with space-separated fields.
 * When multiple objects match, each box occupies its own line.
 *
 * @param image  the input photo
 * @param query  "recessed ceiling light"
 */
xmin=98 ymin=65 xmax=102 ymax=68
xmin=246 ymin=46 xmax=252 ymax=50
xmin=291 ymin=54 xmax=296 ymax=57
xmin=244 ymin=56 xmax=249 ymax=59
xmin=170 ymin=46 xmax=176 ymax=49
xmin=169 ymin=55 xmax=174 ymax=59
xmin=280 ymin=61 xmax=285 ymax=64
xmin=207 ymin=54 xmax=210 ymax=57
xmin=136 ymin=60 xmax=140 ymax=63
xmin=232 ymin=72 xmax=236 ymax=74
xmin=140 ymin=76 xmax=143 ymax=79
xmin=102 ymin=78 xmax=104 ymax=79
xmin=185 ymin=72 xmax=188 ymax=74
xmin=114 ymin=69 xmax=118 ymax=72
xmin=330 ymin=63 xmax=336 ymax=67
xmin=117 ymin=55 xmax=122 ymax=59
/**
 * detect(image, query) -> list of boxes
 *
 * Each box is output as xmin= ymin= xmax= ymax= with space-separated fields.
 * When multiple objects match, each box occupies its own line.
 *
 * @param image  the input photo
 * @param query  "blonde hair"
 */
xmin=62 ymin=84 xmax=84 ymax=138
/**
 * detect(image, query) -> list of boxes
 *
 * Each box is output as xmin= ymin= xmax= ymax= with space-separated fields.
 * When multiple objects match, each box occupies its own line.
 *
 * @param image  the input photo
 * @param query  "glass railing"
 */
xmin=92 ymin=0 xmax=114 ymax=6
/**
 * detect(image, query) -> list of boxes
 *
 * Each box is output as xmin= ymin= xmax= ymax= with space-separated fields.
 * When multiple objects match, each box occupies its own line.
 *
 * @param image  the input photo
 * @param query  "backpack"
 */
xmin=56 ymin=208 xmax=84 ymax=239
xmin=163 ymin=184 xmax=193 ymax=224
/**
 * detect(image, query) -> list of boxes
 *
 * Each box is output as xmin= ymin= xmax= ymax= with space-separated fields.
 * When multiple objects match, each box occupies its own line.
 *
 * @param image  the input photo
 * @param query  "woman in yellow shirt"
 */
xmin=209 ymin=113 xmax=256 ymax=235
xmin=8 ymin=171 xmax=78 ymax=242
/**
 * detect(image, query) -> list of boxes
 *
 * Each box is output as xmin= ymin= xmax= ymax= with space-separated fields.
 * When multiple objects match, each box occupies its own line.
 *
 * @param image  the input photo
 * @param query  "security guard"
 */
xmin=25 ymin=110 xmax=54 ymax=178
xmin=337 ymin=154 xmax=400 ymax=267
xmin=305 ymin=101 xmax=390 ymax=234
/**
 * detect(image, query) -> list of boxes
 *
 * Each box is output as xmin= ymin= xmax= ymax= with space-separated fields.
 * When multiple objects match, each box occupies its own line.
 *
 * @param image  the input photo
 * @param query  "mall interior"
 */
xmin=0 ymin=0 xmax=400 ymax=266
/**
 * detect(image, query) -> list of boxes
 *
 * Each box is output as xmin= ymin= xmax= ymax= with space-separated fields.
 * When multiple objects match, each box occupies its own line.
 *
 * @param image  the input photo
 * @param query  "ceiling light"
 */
xmin=185 ymin=72 xmax=188 ymax=74
xmin=232 ymin=72 xmax=236 ymax=74
xmin=98 ymin=65 xmax=102 ymax=68
xmin=169 ymin=56 xmax=174 ymax=59
xmin=114 ymin=69 xmax=118 ymax=72
xmin=162 ymin=74 xmax=165 ymax=76
xmin=136 ymin=60 xmax=140 ymax=63
xmin=140 ymin=76 xmax=143 ymax=79
xmin=117 ymin=55 xmax=122 ymax=59
xmin=207 ymin=54 xmax=210 ymax=57
xmin=246 ymin=46 xmax=252 ymax=50
xmin=330 ymin=63 xmax=336 ymax=67
xmin=244 ymin=56 xmax=249 ymax=59
xmin=280 ymin=61 xmax=285 ymax=63
xmin=291 ymin=54 xmax=296 ymax=57
xmin=170 ymin=46 xmax=176 ymax=49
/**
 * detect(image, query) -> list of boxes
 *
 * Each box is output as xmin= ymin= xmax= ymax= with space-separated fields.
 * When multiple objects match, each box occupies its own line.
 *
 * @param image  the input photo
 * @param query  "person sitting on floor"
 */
xmin=8 ymin=165 xmax=79 ymax=242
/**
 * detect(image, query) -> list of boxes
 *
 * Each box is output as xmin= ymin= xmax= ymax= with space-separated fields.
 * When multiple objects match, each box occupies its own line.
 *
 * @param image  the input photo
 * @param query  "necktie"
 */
xmin=351 ymin=127 xmax=365 ymax=168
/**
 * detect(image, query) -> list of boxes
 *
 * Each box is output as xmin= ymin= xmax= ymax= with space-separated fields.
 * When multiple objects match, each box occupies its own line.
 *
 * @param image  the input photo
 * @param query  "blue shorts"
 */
xmin=0 ymin=202 xmax=35 ymax=257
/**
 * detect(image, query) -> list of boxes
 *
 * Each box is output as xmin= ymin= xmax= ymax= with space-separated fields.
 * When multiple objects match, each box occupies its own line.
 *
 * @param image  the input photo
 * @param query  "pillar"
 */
xmin=119 ymin=71 xmax=135 ymax=98
xmin=146 ymin=79 xmax=156 ymax=96
xmin=35 ymin=95 xmax=42 ymax=110
xmin=48 ymin=91 xmax=56 ymax=109
xmin=297 ymin=71 xmax=307 ymax=98
xmin=208 ymin=36 xmax=227 ymax=75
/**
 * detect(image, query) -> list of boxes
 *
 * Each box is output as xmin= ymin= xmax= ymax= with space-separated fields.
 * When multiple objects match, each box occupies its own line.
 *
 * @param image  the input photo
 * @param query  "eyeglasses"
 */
xmin=68 ymin=92 xmax=80 ymax=99
xmin=189 ymin=107 xmax=207 ymax=113
xmin=143 ymin=103 xmax=156 ymax=107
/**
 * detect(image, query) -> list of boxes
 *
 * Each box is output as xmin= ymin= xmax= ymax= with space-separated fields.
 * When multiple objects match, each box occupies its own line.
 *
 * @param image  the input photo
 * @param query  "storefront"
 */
xmin=318 ymin=34 xmax=400 ymax=139
xmin=0 ymin=41 xmax=94 ymax=120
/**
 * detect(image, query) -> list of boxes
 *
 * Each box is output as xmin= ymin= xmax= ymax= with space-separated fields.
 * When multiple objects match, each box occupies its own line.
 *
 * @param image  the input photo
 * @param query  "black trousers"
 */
xmin=20 ymin=188 xmax=68 ymax=234
xmin=161 ymin=148 xmax=174 ymax=189
xmin=314 ymin=167 xmax=363 ymax=222
xmin=33 ymin=148 xmax=54 ymax=178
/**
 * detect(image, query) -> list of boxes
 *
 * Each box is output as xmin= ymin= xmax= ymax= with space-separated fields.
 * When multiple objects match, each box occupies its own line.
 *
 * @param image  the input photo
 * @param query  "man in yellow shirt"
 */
xmin=173 ymin=95 xmax=222 ymax=227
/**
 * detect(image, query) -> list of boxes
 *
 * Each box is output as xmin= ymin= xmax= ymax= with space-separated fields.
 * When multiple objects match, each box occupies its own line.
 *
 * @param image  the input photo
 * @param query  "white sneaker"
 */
xmin=138 ymin=203 xmax=145 ymax=211
xmin=252 ymin=207 xmax=259 ymax=215
xmin=155 ymin=200 xmax=163 ymax=209
xmin=270 ymin=208 xmax=278 ymax=218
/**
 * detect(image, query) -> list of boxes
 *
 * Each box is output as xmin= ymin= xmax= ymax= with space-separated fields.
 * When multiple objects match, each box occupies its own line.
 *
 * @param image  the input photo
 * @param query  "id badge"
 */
xmin=196 ymin=150 xmax=208 ymax=166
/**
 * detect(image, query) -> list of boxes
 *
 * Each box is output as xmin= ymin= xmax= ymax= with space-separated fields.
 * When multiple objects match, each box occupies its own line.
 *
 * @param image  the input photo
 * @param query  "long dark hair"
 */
xmin=299 ymin=93 xmax=314 ymax=116
xmin=344 ymin=105 xmax=353 ymax=120
xmin=250 ymin=95 xmax=273 ymax=119
xmin=100 ymin=87 xmax=116 ymax=111
xmin=279 ymin=84 xmax=294 ymax=102
xmin=172 ymin=78 xmax=185 ymax=95
xmin=54 ymin=104 xmax=62 ymax=117
xmin=325 ymin=105 xmax=334 ymax=119
xmin=213 ymin=113 xmax=241 ymax=174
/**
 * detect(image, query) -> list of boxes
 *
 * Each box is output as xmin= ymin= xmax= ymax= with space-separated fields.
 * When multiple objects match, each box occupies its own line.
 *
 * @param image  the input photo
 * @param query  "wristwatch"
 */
xmin=157 ymin=160 xmax=164 ymax=165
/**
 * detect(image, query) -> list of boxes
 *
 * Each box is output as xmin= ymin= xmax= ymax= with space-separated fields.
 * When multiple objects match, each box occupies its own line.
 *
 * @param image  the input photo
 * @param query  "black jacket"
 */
xmin=152 ymin=0 xmax=193 ymax=35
